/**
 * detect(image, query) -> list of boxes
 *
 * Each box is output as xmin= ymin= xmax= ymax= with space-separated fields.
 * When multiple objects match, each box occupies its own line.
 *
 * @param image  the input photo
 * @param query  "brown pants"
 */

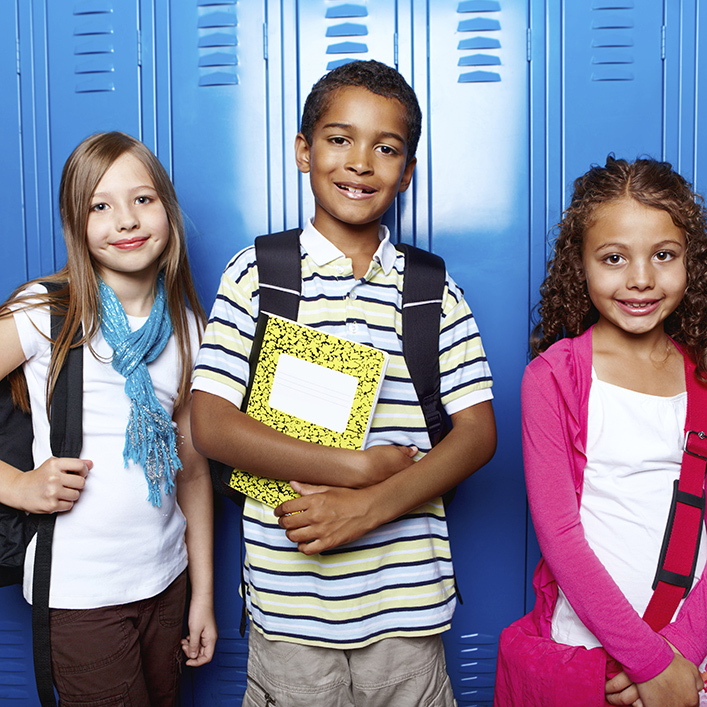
xmin=48 ymin=571 xmax=187 ymax=707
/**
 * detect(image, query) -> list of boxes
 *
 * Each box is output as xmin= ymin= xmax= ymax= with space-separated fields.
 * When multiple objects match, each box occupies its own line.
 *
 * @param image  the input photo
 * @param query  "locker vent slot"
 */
xmin=0 ymin=620 xmax=33 ymax=700
xmin=325 ymin=3 xmax=369 ymax=69
xmin=198 ymin=2 xmax=239 ymax=86
xmin=457 ymin=1 xmax=502 ymax=83
xmin=72 ymin=2 xmax=115 ymax=93
xmin=453 ymin=631 xmax=498 ymax=706
xmin=213 ymin=629 xmax=249 ymax=704
xmin=591 ymin=6 xmax=635 ymax=80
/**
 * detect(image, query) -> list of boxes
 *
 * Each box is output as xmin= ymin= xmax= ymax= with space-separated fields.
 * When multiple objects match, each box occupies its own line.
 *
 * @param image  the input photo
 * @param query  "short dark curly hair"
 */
xmin=531 ymin=155 xmax=707 ymax=377
xmin=299 ymin=60 xmax=422 ymax=162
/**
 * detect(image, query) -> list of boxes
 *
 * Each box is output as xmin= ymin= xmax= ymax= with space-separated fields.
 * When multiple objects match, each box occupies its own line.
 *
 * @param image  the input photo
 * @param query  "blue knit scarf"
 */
xmin=99 ymin=275 xmax=181 ymax=507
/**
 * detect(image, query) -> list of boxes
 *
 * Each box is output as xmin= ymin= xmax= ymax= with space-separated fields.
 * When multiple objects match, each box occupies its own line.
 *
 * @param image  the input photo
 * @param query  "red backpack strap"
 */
xmin=643 ymin=354 xmax=707 ymax=631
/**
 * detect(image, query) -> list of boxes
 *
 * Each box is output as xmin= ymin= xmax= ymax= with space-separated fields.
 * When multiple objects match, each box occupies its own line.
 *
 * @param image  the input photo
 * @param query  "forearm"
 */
xmin=277 ymin=401 xmax=496 ymax=554
xmin=191 ymin=390 xmax=405 ymax=488
xmin=175 ymin=400 xmax=214 ymax=600
xmin=361 ymin=401 xmax=496 ymax=525
xmin=178 ymin=465 xmax=214 ymax=599
xmin=660 ymin=565 xmax=707 ymax=667
xmin=0 ymin=461 xmax=28 ymax=509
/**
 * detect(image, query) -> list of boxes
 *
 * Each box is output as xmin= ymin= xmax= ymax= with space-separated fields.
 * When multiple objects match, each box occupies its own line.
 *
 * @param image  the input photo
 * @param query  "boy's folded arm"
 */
xmin=190 ymin=390 xmax=416 ymax=488
xmin=276 ymin=400 xmax=497 ymax=554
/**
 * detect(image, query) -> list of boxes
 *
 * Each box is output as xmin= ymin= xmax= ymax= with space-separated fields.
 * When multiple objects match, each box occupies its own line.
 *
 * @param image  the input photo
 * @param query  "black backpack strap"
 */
xmin=396 ymin=243 xmax=449 ymax=447
xmin=255 ymin=229 xmax=303 ymax=322
xmin=32 ymin=282 xmax=83 ymax=707
xmin=215 ymin=229 xmax=304 ymax=498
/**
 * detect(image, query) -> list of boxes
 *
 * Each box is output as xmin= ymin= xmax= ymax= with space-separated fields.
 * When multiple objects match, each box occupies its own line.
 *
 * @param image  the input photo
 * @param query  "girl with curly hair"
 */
xmin=496 ymin=156 xmax=707 ymax=707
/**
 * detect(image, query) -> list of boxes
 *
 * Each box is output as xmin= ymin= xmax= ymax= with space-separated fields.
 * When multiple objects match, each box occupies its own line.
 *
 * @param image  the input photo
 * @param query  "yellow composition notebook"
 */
xmin=229 ymin=314 xmax=389 ymax=507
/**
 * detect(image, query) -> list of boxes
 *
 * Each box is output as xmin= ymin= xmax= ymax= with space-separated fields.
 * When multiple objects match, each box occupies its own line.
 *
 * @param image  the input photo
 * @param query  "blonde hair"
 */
xmin=3 ymin=131 xmax=205 ymax=412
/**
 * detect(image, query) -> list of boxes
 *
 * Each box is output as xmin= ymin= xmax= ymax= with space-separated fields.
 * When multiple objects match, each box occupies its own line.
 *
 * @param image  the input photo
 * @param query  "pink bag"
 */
xmin=493 ymin=610 xmax=614 ymax=707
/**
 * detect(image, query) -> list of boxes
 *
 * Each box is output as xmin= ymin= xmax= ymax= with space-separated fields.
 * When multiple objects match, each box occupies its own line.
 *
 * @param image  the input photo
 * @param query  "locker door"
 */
xmin=294 ymin=1 xmax=399 ymax=230
xmin=170 ymin=0 xmax=269 ymax=310
xmin=44 ymin=0 xmax=142 ymax=268
xmin=0 ymin=11 xmax=40 ymax=700
xmin=422 ymin=2 xmax=530 ymax=704
xmin=169 ymin=3 xmax=269 ymax=705
xmin=0 ymin=2 xmax=27 ymax=289
xmin=553 ymin=1 xmax=666 ymax=218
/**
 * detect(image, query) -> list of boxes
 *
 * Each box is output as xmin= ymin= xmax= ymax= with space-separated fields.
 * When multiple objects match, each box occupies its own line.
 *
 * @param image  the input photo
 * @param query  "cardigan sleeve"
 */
xmin=522 ymin=357 xmax=674 ymax=683
xmin=659 ymin=535 xmax=707 ymax=665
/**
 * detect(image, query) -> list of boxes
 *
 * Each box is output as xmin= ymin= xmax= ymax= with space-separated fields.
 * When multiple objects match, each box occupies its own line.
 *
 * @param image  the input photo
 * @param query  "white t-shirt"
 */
xmin=14 ymin=284 xmax=196 ymax=609
xmin=552 ymin=370 xmax=707 ymax=648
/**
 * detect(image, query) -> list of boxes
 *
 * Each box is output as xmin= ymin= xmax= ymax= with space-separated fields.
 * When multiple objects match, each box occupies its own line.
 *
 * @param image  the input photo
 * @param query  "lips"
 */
xmin=336 ymin=182 xmax=376 ymax=197
xmin=616 ymin=299 xmax=661 ymax=315
xmin=111 ymin=237 xmax=149 ymax=250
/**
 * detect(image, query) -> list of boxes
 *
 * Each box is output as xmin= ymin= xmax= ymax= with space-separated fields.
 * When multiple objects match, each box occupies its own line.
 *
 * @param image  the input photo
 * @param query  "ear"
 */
xmin=294 ymin=133 xmax=312 ymax=174
xmin=398 ymin=157 xmax=416 ymax=194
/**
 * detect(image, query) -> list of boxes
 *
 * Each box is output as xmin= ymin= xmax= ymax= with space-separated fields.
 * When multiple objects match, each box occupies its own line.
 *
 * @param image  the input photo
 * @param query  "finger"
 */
xmin=274 ymin=497 xmax=308 ymax=517
xmin=289 ymin=480 xmax=327 ymax=495
xmin=61 ymin=473 xmax=87 ymax=491
xmin=278 ymin=512 xmax=309 ymax=530
xmin=58 ymin=487 xmax=82 ymax=504
xmin=606 ymin=672 xmax=632 ymax=692
xmin=398 ymin=445 xmax=418 ymax=458
xmin=298 ymin=539 xmax=324 ymax=555
xmin=56 ymin=458 xmax=93 ymax=476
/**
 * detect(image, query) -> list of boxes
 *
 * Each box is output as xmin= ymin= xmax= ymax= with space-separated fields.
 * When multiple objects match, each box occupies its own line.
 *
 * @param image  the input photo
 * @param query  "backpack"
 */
xmin=0 ymin=281 xmax=83 ymax=707
xmin=212 ymin=228 xmax=451 ymax=501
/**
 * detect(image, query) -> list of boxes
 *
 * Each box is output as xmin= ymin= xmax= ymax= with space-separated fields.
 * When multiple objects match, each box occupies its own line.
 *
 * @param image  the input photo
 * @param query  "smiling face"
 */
xmin=86 ymin=151 xmax=170 ymax=289
xmin=582 ymin=197 xmax=687 ymax=340
xmin=295 ymin=85 xmax=416 ymax=245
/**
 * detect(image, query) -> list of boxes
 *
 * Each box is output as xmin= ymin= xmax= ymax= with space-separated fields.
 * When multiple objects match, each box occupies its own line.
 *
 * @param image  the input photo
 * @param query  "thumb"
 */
xmin=289 ymin=480 xmax=326 ymax=496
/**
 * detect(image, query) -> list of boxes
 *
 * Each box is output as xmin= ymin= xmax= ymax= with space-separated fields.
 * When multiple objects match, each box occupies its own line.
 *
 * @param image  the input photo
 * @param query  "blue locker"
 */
xmin=0 ymin=1 xmax=27 ymax=285
xmin=424 ymin=3 xmax=530 ymax=704
xmin=170 ymin=0 xmax=271 ymax=311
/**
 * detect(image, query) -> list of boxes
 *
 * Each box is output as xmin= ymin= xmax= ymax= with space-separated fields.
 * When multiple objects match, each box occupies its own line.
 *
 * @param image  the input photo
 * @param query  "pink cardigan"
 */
xmin=523 ymin=328 xmax=707 ymax=683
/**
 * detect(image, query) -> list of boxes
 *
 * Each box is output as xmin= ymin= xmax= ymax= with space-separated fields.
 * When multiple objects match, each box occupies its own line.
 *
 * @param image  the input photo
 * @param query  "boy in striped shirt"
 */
xmin=192 ymin=59 xmax=496 ymax=706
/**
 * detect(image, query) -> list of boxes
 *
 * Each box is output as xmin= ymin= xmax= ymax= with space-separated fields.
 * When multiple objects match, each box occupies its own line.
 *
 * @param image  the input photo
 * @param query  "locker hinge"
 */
xmin=394 ymin=32 xmax=398 ymax=66
xmin=526 ymin=28 xmax=532 ymax=62
xmin=661 ymin=25 xmax=666 ymax=60
xmin=16 ymin=39 xmax=20 ymax=74
xmin=263 ymin=23 xmax=268 ymax=61
xmin=137 ymin=30 xmax=142 ymax=67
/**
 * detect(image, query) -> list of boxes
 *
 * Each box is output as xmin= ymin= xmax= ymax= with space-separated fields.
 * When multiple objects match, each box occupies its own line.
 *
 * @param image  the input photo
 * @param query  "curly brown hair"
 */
xmin=531 ymin=155 xmax=707 ymax=377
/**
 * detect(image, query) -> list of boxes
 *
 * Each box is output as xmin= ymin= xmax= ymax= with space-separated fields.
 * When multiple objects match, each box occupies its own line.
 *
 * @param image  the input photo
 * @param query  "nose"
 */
xmin=346 ymin=145 xmax=373 ymax=175
xmin=626 ymin=258 xmax=654 ymax=290
xmin=114 ymin=203 xmax=139 ymax=232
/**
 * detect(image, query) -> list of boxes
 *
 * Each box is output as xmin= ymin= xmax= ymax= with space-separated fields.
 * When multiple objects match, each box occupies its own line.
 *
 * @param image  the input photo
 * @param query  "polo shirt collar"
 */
xmin=300 ymin=219 xmax=398 ymax=275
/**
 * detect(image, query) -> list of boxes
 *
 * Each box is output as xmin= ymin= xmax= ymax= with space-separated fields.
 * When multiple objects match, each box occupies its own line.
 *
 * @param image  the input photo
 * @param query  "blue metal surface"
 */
xmin=1 ymin=1 xmax=704 ymax=705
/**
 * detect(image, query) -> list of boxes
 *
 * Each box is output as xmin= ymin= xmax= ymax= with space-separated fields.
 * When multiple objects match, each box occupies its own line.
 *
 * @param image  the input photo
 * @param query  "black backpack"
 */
xmin=0 ymin=282 xmax=83 ymax=707
xmin=212 ymin=229 xmax=451 ymax=500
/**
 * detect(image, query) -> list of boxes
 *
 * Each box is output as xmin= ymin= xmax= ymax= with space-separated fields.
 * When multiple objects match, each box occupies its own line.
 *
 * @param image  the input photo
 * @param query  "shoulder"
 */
xmin=523 ymin=330 xmax=593 ymax=406
xmin=222 ymin=244 xmax=258 ymax=284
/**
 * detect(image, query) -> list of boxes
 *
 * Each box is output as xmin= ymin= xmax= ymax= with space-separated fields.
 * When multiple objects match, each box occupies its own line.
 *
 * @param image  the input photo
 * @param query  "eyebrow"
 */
xmin=91 ymin=185 xmax=157 ymax=198
xmin=592 ymin=239 xmax=685 ymax=251
xmin=321 ymin=122 xmax=406 ymax=144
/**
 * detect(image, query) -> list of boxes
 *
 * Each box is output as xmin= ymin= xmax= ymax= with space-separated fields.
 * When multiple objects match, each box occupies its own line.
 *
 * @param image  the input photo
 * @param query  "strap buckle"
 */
xmin=683 ymin=430 xmax=707 ymax=461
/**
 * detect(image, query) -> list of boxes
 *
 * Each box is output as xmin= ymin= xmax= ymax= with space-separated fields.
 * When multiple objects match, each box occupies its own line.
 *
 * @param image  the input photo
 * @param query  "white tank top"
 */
xmin=551 ymin=369 xmax=706 ymax=649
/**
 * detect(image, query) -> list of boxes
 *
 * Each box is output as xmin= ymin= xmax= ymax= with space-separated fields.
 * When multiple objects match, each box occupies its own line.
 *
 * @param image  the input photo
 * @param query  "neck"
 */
xmin=312 ymin=216 xmax=382 ymax=279
xmin=592 ymin=320 xmax=673 ymax=364
xmin=99 ymin=269 xmax=158 ymax=317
